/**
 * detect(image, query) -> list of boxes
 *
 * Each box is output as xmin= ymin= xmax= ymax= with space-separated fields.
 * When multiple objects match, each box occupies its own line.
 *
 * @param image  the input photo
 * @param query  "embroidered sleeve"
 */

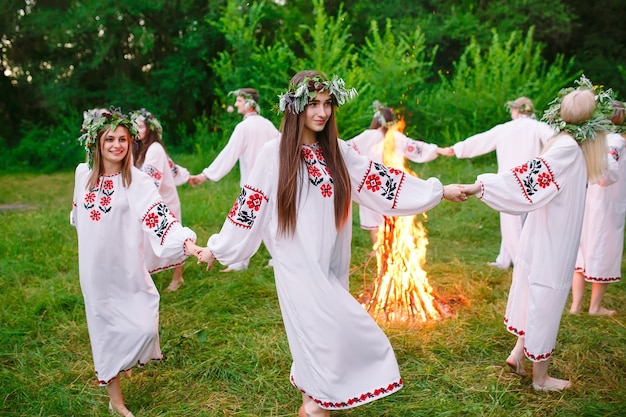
xmin=357 ymin=161 xmax=405 ymax=209
xmin=141 ymin=201 xmax=180 ymax=245
xmin=142 ymin=164 xmax=163 ymax=189
xmin=227 ymin=185 xmax=269 ymax=229
xmin=510 ymin=157 xmax=559 ymax=204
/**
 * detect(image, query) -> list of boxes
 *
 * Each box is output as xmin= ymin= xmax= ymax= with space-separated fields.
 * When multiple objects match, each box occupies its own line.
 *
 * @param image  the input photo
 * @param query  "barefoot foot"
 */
xmin=532 ymin=376 xmax=572 ymax=392
xmin=589 ymin=307 xmax=616 ymax=316
xmin=166 ymin=278 xmax=184 ymax=292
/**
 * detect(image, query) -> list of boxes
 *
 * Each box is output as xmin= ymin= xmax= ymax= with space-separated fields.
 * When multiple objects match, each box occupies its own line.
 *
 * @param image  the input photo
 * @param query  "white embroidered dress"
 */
xmin=575 ymin=133 xmax=626 ymax=282
xmin=453 ymin=116 xmax=555 ymax=268
xmin=71 ymin=163 xmax=196 ymax=385
xmin=475 ymin=135 xmax=587 ymax=361
xmin=139 ymin=142 xmax=191 ymax=273
xmin=207 ymin=139 xmax=444 ymax=410
xmin=347 ymin=129 xmax=439 ymax=229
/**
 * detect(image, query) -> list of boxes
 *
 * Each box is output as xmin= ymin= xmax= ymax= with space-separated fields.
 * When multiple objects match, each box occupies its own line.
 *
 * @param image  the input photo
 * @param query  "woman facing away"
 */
xmin=346 ymin=102 xmax=446 ymax=245
xmin=571 ymin=100 xmax=626 ymax=315
xmin=196 ymin=70 xmax=467 ymax=416
xmin=460 ymin=76 xmax=616 ymax=391
xmin=132 ymin=108 xmax=191 ymax=292
xmin=71 ymin=108 xmax=201 ymax=416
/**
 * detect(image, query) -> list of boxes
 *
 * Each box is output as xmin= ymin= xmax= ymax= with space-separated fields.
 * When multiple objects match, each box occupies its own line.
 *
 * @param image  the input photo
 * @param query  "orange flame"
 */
xmin=363 ymin=119 xmax=444 ymax=323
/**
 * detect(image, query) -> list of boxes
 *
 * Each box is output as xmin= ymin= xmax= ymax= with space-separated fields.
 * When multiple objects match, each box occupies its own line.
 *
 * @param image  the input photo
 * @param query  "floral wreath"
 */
xmin=131 ymin=108 xmax=163 ymax=138
xmin=541 ymin=75 xmax=617 ymax=143
xmin=278 ymin=75 xmax=358 ymax=114
xmin=229 ymin=89 xmax=261 ymax=114
xmin=372 ymin=100 xmax=395 ymax=128
xmin=77 ymin=106 xmax=139 ymax=166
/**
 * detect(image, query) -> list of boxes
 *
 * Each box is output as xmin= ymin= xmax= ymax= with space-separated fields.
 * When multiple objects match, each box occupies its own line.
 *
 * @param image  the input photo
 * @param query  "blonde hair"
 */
xmin=543 ymin=89 xmax=607 ymax=183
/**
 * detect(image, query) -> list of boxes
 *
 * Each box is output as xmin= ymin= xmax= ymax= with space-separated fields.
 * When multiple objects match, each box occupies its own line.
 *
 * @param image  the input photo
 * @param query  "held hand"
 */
xmin=197 ymin=248 xmax=217 ymax=272
xmin=443 ymin=184 xmax=468 ymax=202
xmin=184 ymin=240 xmax=203 ymax=259
xmin=459 ymin=182 xmax=482 ymax=196
xmin=188 ymin=174 xmax=207 ymax=188
xmin=438 ymin=147 xmax=455 ymax=157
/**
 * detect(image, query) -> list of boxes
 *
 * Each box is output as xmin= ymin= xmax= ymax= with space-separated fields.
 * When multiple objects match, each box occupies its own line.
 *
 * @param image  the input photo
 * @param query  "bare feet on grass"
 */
xmin=532 ymin=376 xmax=572 ymax=392
xmin=166 ymin=277 xmax=184 ymax=292
xmin=589 ymin=306 xmax=616 ymax=316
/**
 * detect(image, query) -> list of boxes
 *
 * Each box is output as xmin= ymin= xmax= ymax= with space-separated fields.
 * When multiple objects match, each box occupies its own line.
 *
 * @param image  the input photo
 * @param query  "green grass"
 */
xmin=1 ymin=157 xmax=625 ymax=416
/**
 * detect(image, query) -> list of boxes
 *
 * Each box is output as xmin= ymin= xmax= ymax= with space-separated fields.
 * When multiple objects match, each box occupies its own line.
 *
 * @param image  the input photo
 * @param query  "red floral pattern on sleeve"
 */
xmin=141 ymin=201 xmax=179 ymax=244
xmin=227 ymin=185 xmax=269 ymax=229
xmin=511 ymin=157 xmax=559 ymax=204
xmin=357 ymin=161 xmax=405 ymax=209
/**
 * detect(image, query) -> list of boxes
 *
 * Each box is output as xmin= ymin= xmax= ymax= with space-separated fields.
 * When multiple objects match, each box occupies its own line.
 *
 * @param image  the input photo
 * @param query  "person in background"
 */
xmin=440 ymin=97 xmax=555 ymax=269
xmin=189 ymin=88 xmax=280 ymax=272
xmin=196 ymin=70 xmax=467 ymax=416
xmin=570 ymin=100 xmax=626 ymax=316
xmin=459 ymin=76 xmax=615 ymax=392
xmin=346 ymin=101 xmax=446 ymax=245
xmin=72 ymin=107 xmax=201 ymax=416
xmin=132 ymin=108 xmax=191 ymax=292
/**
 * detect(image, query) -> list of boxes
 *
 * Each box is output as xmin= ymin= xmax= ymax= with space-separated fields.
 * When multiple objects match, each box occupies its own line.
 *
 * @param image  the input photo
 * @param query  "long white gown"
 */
xmin=453 ymin=116 xmax=555 ymax=268
xmin=575 ymin=133 xmax=626 ymax=282
xmin=346 ymin=129 xmax=439 ymax=229
xmin=139 ymin=142 xmax=191 ymax=273
xmin=207 ymin=139 xmax=445 ymax=410
xmin=71 ymin=163 xmax=196 ymax=385
xmin=476 ymin=135 xmax=587 ymax=361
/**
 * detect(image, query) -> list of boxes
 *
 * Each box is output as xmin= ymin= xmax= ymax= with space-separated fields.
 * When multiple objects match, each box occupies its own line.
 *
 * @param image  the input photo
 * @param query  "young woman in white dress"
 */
xmin=132 ymin=109 xmax=191 ymax=291
xmin=72 ymin=108 xmax=201 ymax=416
xmin=196 ymin=70 xmax=467 ymax=416
xmin=460 ymin=77 xmax=616 ymax=392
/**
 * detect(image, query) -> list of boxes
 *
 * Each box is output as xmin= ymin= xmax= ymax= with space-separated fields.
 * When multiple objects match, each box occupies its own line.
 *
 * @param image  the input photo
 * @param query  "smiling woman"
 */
xmin=71 ymin=107 xmax=202 ymax=416
xmin=196 ymin=70 xmax=467 ymax=416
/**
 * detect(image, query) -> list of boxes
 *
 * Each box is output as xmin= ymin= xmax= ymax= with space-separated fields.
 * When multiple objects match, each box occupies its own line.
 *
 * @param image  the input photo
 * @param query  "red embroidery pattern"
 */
xmin=227 ymin=185 xmax=268 ymax=229
xmin=575 ymin=267 xmax=621 ymax=283
xmin=503 ymin=317 xmax=525 ymax=336
xmin=291 ymin=375 xmax=402 ymax=409
xmin=524 ymin=347 xmax=554 ymax=362
xmin=511 ymin=157 xmax=559 ymax=204
xmin=302 ymin=143 xmax=333 ymax=196
xmin=141 ymin=201 xmax=179 ymax=244
xmin=142 ymin=165 xmax=163 ymax=188
xmin=357 ymin=161 xmax=405 ymax=208
xmin=83 ymin=175 xmax=116 ymax=221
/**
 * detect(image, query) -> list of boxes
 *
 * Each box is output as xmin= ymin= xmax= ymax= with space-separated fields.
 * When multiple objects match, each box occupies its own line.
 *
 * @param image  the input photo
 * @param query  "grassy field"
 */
xmin=1 ymin=156 xmax=624 ymax=416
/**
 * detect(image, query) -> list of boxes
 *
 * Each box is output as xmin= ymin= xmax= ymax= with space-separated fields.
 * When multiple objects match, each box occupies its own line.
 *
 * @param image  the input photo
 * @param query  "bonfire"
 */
xmin=362 ymin=120 xmax=450 ymax=324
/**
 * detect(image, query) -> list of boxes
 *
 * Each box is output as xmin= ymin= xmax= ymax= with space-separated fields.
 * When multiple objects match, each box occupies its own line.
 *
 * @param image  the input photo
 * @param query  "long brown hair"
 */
xmin=277 ymin=70 xmax=351 ymax=236
xmin=87 ymin=127 xmax=134 ymax=190
xmin=133 ymin=124 xmax=167 ymax=168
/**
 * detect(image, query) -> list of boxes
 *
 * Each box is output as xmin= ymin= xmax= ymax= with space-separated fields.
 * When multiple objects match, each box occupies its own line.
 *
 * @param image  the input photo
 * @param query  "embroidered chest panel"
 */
xmin=83 ymin=177 xmax=116 ymax=222
xmin=511 ymin=157 xmax=559 ymax=203
xmin=609 ymin=146 xmax=621 ymax=162
xmin=302 ymin=143 xmax=334 ymax=198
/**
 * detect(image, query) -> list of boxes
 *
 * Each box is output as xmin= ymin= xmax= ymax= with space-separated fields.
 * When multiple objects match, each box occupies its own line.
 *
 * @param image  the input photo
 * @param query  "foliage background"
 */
xmin=1 ymin=0 xmax=625 ymax=173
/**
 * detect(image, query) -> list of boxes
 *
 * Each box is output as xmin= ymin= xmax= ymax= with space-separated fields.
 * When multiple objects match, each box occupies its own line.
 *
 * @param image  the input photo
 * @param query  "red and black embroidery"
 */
xmin=524 ymin=347 xmax=554 ymax=362
xmin=511 ymin=157 xmax=559 ymax=203
xmin=84 ymin=176 xmax=115 ymax=221
xmin=357 ymin=161 xmax=405 ymax=208
xmin=302 ymin=143 xmax=334 ymax=198
xmin=504 ymin=316 xmax=525 ymax=336
xmin=142 ymin=165 xmax=163 ymax=188
xmin=405 ymin=139 xmax=424 ymax=157
xmin=609 ymin=146 xmax=620 ymax=162
xmin=292 ymin=375 xmax=402 ymax=410
xmin=227 ymin=185 xmax=268 ymax=229
xmin=142 ymin=201 xmax=179 ymax=244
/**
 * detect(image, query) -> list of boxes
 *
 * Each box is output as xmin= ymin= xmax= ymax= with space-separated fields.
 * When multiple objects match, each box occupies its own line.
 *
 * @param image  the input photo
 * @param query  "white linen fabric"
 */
xmin=71 ymin=163 xmax=196 ymax=385
xmin=575 ymin=133 xmax=626 ymax=282
xmin=453 ymin=116 xmax=555 ymax=268
xmin=476 ymin=135 xmax=587 ymax=361
xmin=207 ymin=139 xmax=444 ymax=409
